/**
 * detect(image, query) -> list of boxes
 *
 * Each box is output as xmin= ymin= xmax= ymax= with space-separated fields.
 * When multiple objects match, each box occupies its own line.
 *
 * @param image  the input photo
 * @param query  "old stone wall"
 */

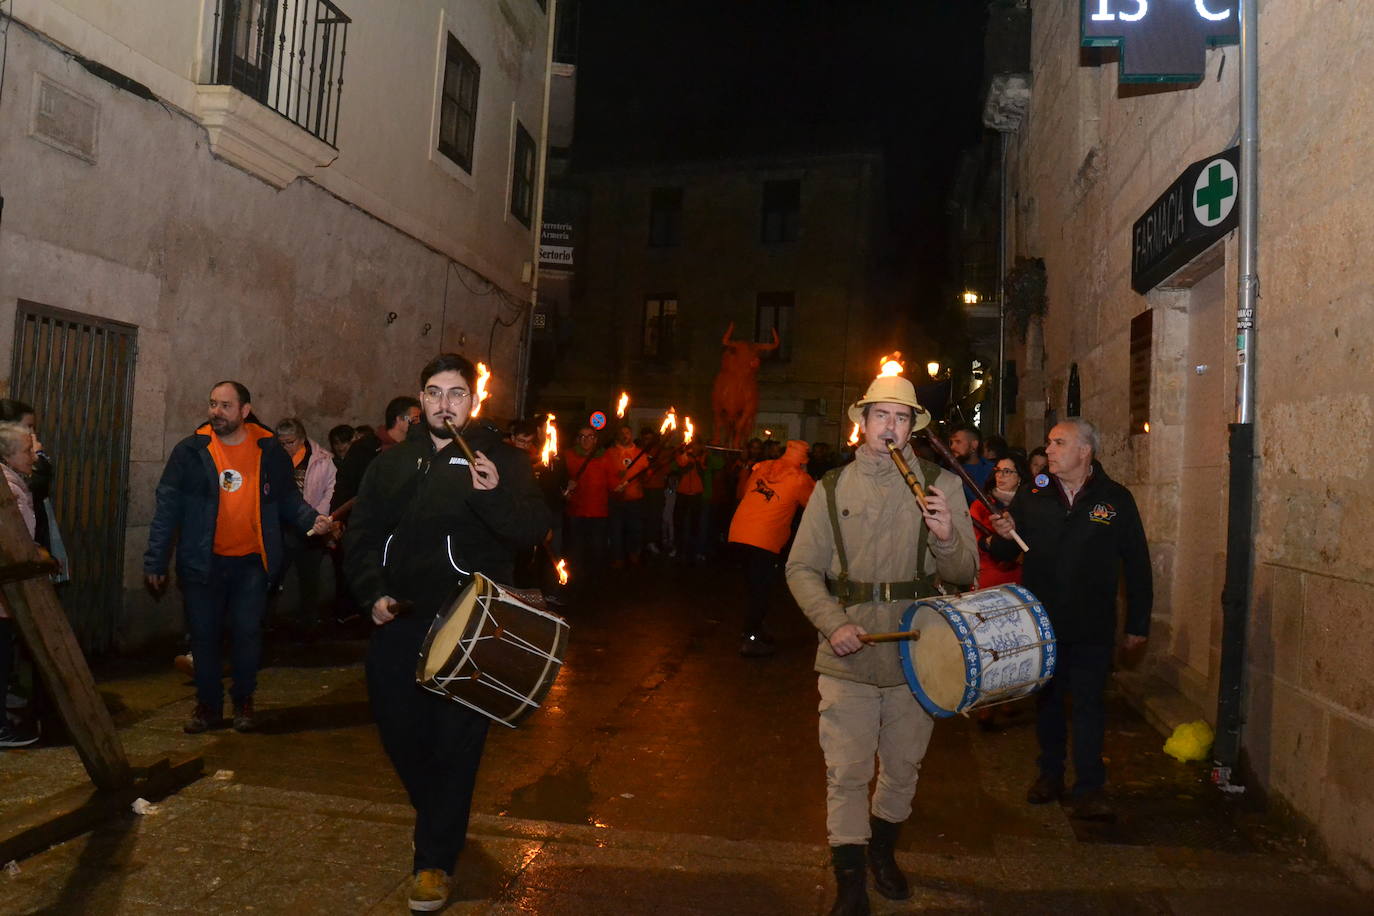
xmin=0 ymin=24 xmax=530 ymax=647
xmin=1010 ymin=0 xmax=1374 ymax=886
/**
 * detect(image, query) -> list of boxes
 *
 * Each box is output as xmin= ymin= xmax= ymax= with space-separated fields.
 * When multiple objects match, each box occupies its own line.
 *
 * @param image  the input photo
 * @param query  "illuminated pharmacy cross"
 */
xmin=1192 ymin=159 xmax=1237 ymax=227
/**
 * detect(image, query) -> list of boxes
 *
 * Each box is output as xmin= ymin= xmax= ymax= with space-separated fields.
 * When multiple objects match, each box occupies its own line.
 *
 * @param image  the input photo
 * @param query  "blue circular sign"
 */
xmin=589 ymin=411 xmax=607 ymax=430
xmin=1034 ymin=473 xmax=1050 ymax=488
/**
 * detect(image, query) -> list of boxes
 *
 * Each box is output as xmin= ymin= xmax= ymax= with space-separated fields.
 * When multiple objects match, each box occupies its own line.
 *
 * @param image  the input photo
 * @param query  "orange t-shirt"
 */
xmin=609 ymin=443 xmax=647 ymax=501
xmin=208 ymin=433 xmax=264 ymax=558
xmin=727 ymin=442 xmax=816 ymax=553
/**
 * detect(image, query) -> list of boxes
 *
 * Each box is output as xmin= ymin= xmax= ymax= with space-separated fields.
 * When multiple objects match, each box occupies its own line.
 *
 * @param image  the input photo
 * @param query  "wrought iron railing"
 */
xmin=211 ymin=0 xmax=350 ymax=147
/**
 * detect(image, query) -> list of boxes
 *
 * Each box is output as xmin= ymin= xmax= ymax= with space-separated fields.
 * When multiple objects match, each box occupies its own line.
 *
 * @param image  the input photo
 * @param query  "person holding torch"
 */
xmin=786 ymin=370 xmax=977 ymax=915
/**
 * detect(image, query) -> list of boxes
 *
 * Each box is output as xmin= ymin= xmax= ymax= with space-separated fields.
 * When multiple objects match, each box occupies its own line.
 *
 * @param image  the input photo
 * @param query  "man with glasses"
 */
xmin=343 ymin=354 xmax=550 ymax=912
xmin=786 ymin=372 xmax=977 ymax=916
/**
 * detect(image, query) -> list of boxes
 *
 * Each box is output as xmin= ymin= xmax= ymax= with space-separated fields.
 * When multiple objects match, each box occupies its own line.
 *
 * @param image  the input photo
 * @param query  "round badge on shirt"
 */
xmin=220 ymin=469 xmax=244 ymax=492
xmin=1034 ymin=473 xmax=1050 ymax=488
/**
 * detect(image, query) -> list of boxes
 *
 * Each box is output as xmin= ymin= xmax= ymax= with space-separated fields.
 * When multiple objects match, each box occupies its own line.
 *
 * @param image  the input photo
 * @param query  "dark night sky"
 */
xmin=573 ymin=0 xmax=990 ymax=312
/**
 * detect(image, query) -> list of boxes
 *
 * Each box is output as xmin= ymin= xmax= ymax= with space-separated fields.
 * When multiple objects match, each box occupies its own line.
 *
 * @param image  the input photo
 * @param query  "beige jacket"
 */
xmin=786 ymin=444 xmax=978 ymax=686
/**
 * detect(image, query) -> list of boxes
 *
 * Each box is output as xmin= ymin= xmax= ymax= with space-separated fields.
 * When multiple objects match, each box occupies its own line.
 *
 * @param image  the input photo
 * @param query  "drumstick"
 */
xmin=444 ymin=420 xmax=490 ymax=479
xmin=922 ymin=431 xmax=1031 ymax=553
xmin=859 ymin=630 xmax=922 ymax=644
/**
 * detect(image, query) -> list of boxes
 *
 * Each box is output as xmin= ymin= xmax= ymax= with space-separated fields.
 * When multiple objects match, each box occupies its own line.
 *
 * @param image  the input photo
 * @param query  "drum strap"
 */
xmin=822 ymin=462 xmax=940 ymax=606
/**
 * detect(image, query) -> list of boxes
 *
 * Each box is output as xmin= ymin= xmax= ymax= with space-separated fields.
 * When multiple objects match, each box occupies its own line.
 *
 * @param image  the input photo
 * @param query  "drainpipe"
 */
xmin=1213 ymin=0 xmax=1259 ymax=785
xmin=517 ymin=0 xmax=558 ymax=419
xmin=996 ymin=131 xmax=1009 ymax=436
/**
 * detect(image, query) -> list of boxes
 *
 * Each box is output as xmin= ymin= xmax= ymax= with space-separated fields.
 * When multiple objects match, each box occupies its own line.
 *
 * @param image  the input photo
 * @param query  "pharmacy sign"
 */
xmin=1131 ymin=147 xmax=1241 ymax=293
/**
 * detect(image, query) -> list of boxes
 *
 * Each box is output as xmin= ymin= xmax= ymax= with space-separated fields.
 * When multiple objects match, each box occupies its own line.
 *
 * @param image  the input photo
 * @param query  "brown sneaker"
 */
xmin=184 ymin=703 xmax=222 ymax=734
xmin=407 ymin=868 xmax=450 ymax=912
xmin=232 ymin=698 xmax=256 ymax=733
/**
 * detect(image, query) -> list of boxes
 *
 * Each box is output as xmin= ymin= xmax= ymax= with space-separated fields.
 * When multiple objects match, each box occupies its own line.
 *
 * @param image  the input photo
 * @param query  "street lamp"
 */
xmin=926 ymin=361 xmax=941 ymax=380
xmin=962 ymin=291 xmax=979 ymax=305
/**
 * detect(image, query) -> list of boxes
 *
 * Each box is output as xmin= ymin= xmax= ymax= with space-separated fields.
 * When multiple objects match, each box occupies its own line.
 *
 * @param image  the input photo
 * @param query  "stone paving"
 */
xmin=0 ymin=562 xmax=1365 ymax=913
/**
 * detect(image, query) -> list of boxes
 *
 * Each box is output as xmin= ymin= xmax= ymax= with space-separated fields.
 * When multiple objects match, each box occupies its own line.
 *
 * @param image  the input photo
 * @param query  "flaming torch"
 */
xmin=878 ymin=352 xmax=905 ymax=377
xmin=470 ymin=362 xmax=492 ymax=418
xmin=540 ymin=413 xmax=559 ymax=468
xmin=555 ymin=558 xmax=569 ymax=586
xmin=848 ymin=422 xmax=861 ymax=446
xmin=659 ymin=406 xmax=678 ymax=436
xmin=616 ymin=391 xmax=630 ymax=419
xmin=683 ymin=416 xmax=695 ymax=445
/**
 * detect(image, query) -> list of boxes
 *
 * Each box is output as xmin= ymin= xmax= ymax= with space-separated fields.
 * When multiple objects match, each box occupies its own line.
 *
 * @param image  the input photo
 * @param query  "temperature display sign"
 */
xmin=1082 ymin=0 xmax=1239 ymax=83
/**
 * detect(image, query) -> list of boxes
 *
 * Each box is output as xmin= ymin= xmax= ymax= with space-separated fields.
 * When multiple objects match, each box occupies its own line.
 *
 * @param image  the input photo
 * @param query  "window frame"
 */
xmin=755 ymin=291 xmax=795 ymax=362
xmin=510 ymin=121 xmax=537 ymax=227
xmin=642 ymin=295 xmax=679 ymax=361
xmin=760 ymin=179 xmax=801 ymax=244
xmin=437 ymin=33 xmax=481 ymax=173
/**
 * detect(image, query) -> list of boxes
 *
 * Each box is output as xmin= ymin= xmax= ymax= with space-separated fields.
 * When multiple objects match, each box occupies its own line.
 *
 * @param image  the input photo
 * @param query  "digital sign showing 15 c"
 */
xmin=1082 ymin=0 xmax=1239 ymax=84
xmin=1088 ymin=1 xmax=1232 ymax=23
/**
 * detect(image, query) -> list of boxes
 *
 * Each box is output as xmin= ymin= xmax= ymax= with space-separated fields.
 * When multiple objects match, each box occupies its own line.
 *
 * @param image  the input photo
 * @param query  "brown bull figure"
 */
xmin=711 ymin=322 xmax=779 ymax=449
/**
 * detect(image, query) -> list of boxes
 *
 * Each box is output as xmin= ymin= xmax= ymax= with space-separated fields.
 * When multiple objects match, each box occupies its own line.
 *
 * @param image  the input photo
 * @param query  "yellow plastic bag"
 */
xmin=1163 ymin=720 xmax=1215 ymax=762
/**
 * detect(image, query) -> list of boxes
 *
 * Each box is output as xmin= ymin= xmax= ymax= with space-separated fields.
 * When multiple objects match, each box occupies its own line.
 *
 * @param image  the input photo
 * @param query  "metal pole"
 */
xmin=517 ymin=0 xmax=558 ymax=420
xmin=1213 ymin=0 xmax=1259 ymax=783
xmin=996 ymin=131 xmax=1009 ymax=436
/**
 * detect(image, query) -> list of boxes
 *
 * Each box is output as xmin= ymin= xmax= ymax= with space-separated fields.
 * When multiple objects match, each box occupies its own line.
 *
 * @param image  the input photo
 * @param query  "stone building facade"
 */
xmin=0 ymin=1 xmax=554 ymax=648
xmin=533 ymin=151 xmax=904 ymax=447
xmin=999 ymin=0 xmax=1373 ymax=885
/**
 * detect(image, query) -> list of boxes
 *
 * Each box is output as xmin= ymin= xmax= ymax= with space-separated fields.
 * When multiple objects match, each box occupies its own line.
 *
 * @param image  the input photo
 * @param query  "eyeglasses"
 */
xmin=421 ymin=388 xmax=471 ymax=406
xmin=993 ymin=468 xmax=1019 ymax=476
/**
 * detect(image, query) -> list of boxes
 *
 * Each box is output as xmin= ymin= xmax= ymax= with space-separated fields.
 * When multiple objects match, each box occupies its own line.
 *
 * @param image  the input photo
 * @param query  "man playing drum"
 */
xmin=786 ymin=373 xmax=977 ymax=916
xmin=989 ymin=418 xmax=1151 ymax=821
xmin=343 ymin=354 xmax=551 ymax=912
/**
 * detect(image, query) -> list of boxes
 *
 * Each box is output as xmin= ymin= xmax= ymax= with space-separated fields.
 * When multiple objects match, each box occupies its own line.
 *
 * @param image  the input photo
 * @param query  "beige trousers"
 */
xmin=817 ymin=674 xmax=935 ymax=846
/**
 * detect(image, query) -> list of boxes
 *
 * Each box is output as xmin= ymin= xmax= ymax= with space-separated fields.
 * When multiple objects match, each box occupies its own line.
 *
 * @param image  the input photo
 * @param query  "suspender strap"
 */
xmin=821 ymin=467 xmax=848 ymax=586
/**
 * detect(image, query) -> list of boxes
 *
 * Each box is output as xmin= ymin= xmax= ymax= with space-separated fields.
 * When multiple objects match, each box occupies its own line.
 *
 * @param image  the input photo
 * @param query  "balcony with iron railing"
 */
xmin=193 ymin=0 xmax=351 ymax=188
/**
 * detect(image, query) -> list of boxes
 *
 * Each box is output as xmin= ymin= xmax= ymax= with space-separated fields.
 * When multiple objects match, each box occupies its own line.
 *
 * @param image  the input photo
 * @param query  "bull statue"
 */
xmin=711 ymin=322 xmax=779 ymax=449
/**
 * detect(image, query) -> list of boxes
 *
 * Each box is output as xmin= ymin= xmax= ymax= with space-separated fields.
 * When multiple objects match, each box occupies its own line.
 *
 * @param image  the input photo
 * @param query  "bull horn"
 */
xmin=757 ymin=327 xmax=780 ymax=351
xmin=722 ymin=321 xmax=736 ymax=346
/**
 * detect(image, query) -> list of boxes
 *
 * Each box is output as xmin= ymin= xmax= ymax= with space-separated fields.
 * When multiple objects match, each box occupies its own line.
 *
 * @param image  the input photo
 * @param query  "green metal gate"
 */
xmin=10 ymin=301 xmax=138 ymax=655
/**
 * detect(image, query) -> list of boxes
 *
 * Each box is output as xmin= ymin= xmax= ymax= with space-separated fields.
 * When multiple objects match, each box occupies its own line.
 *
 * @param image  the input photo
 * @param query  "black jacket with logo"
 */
xmin=988 ymin=461 xmax=1152 ymax=646
xmin=342 ymin=422 xmax=551 ymax=620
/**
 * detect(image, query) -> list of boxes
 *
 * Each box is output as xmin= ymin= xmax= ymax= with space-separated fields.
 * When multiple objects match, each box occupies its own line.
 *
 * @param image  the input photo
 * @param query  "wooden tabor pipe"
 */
xmin=885 ymin=441 xmax=929 ymax=512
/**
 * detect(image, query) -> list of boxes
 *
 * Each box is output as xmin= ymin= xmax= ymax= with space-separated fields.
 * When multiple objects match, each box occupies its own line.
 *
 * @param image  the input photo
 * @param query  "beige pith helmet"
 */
xmin=848 ymin=374 xmax=933 ymax=431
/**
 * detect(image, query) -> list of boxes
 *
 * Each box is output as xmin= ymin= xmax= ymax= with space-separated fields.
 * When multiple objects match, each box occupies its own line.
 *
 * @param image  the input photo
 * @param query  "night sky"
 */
xmin=574 ymin=0 xmax=990 ymax=319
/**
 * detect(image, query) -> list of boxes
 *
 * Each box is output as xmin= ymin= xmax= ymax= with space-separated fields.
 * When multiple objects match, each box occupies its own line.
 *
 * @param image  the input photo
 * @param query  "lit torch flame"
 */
xmin=848 ymin=422 xmax=861 ymax=446
xmin=683 ymin=416 xmax=694 ymax=444
xmin=471 ymin=362 xmax=492 ymax=417
xmin=659 ymin=406 xmax=678 ymax=435
xmin=616 ymin=391 xmax=630 ymax=418
xmin=878 ymin=351 xmax=905 ymax=377
xmin=540 ymin=413 xmax=559 ymax=467
xmin=556 ymin=558 xmax=569 ymax=586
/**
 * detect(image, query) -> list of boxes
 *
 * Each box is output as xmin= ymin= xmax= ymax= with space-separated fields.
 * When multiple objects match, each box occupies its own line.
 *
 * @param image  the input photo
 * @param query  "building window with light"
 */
xmin=438 ymin=34 xmax=480 ymax=173
xmin=755 ymin=291 xmax=794 ymax=361
xmin=510 ymin=121 xmax=536 ymax=227
xmin=648 ymin=187 xmax=683 ymax=248
xmin=643 ymin=296 xmax=678 ymax=360
xmin=760 ymin=179 xmax=800 ymax=244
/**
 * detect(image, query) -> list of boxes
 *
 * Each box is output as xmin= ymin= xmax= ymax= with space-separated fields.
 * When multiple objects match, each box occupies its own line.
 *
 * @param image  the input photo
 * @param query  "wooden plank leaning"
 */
xmin=0 ymin=469 xmax=131 ymax=790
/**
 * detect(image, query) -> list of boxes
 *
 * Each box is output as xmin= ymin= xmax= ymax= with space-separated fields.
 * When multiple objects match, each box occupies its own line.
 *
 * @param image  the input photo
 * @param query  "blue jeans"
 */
xmin=1035 ymin=642 xmax=1113 ymax=794
xmin=181 ymin=554 xmax=269 ymax=708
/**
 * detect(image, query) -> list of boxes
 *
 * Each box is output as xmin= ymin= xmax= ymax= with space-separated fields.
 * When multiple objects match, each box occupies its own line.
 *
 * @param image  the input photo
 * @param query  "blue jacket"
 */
xmin=143 ymin=422 xmax=318 ymax=585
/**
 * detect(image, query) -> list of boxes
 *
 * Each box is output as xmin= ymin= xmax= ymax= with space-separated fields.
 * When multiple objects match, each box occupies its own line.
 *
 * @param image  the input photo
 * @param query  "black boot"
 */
xmin=867 ymin=816 xmax=912 ymax=900
xmin=829 ymin=844 xmax=870 ymax=916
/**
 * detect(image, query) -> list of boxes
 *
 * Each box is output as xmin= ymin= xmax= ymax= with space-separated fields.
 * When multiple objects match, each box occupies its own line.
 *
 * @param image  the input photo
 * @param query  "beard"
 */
xmin=427 ymin=418 xmax=456 ymax=439
xmin=210 ymin=416 xmax=241 ymax=436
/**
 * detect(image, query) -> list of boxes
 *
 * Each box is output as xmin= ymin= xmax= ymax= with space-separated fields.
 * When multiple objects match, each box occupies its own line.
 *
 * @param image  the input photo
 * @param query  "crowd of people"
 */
xmin=2 ymin=357 xmax=1153 ymax=915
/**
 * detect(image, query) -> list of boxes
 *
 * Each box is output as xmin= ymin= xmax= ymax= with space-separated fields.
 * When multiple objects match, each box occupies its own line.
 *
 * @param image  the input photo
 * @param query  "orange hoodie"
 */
xmin=727 ymin=440 xmax=815 ymax=553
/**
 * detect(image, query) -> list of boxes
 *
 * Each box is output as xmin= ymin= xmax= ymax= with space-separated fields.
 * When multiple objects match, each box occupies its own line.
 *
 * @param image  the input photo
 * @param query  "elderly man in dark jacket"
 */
xmin=344 ymin=353 xmax=550 ymax=913
xmin=144 ymin=381 xmax=329 ymax=734
xmin=990 ymin=418 xmax=1151 ymax=820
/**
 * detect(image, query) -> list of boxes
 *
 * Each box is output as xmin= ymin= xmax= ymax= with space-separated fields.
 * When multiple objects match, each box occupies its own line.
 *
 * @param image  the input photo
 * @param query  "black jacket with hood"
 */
xmin=342 ymin=421 xmax=551 ymax=621
xmin=988 ymin=460 xmax=1152 ymax=646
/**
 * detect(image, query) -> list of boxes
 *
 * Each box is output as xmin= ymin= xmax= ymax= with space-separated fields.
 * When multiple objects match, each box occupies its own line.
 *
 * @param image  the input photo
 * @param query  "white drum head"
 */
xmin=910 ymin=604 xmax=967 ymax=713
xmin=421 ymin=579 xmax=484 ymax=681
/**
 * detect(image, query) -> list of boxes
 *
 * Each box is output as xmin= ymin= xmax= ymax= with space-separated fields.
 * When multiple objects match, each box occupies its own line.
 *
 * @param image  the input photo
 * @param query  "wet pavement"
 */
xmin=0 ymin=559 xmax=1364 ymax=914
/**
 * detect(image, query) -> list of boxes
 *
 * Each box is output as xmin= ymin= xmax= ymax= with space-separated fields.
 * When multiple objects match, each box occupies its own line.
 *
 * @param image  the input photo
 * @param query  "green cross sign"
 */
xmin=1192 ymin=158 xmax=1237 ymax=227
